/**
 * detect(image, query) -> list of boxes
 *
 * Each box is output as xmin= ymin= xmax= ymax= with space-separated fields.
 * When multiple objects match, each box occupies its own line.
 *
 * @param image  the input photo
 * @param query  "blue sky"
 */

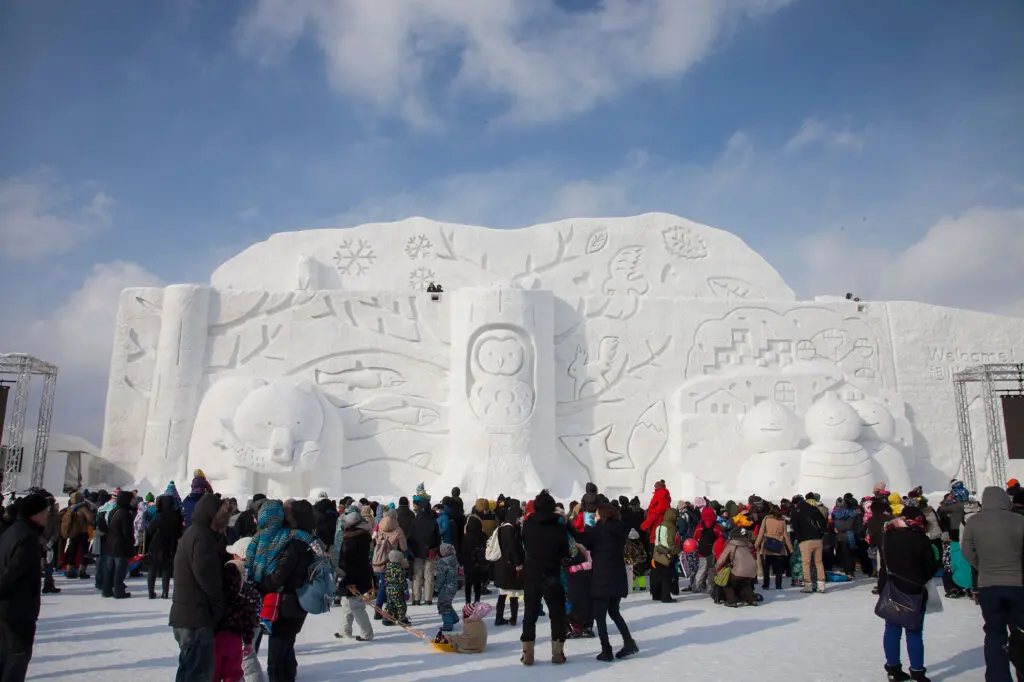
xmin=1 ymin=0 xmax=1023 ymax=442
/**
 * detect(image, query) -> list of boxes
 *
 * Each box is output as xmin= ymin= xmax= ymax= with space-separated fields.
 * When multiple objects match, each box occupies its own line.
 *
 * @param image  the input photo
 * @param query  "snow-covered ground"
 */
xmin=33 ymin=575 xmax=986 ymax=681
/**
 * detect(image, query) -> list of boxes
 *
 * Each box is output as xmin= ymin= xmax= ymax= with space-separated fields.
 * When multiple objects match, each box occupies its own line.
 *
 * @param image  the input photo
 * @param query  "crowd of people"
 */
xmin=1 ymin=471 xmax=1023 ymax=682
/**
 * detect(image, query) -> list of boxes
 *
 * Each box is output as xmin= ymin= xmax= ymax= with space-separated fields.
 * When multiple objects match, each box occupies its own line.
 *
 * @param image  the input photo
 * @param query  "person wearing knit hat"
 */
xmin=383 ymin=549 xmax=410 ymax=625
xmin=0 ymin=492 xmax=51 ymax=675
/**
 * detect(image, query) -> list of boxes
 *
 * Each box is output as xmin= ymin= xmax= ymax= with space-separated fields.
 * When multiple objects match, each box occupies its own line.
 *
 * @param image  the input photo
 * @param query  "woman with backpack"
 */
xmin=245 ymin=500 xmax=320 ymax=682
xmin=754 ymin=504 xmax=793 ymax=590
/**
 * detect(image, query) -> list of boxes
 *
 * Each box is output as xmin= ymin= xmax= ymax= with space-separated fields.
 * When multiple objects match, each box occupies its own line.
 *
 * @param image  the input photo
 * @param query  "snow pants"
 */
xmin=214 ymin=631 xmax=243 ymax=682
xmin=340 ymin=596 xmax=373 ymax=639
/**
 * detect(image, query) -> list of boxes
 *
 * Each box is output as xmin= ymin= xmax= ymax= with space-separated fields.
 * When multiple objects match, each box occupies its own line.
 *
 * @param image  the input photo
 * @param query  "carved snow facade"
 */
xmin=100 ymin=213 xmax=1024 ymax=500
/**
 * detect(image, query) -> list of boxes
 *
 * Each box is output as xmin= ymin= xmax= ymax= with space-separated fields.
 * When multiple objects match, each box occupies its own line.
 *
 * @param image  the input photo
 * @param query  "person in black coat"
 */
xmin=336 ymin=512 xmax=374 ymax=641
xmin=102 ymin=490 xmax=137 ymax=599
xmin=409 ymin=501 xmax=441 ymax=605
xmin=146 ymin=495 xmax=183 ymax=599
xmin=395 ymin=497 xmax=416 ymax=542
xmin=312 ymin=497 xmax=338 ymax=550
xmin=0 ymin=493 xmax=50 ymax=681
xmin=519 ymin=490 xmax=570 ymax=666
xmin=572 ymin=504 xmax=639 ymax=662
xmin=261 ymin=500 xmax=317 ymax=682
xmin=462 ymin=515 xmax=489 ymax=604
xmin=493 ymin=505 xmax=525 ymax=626
xmin=234 ymin=494 xmax=266 ymax=539
xmin=878 ymin=506 xmax=939 ymax=682
xmin=170 ymin=494 xmax=227 ymax=682
xmin=448 ymin=487 xmax=467 ymax=554
xmin=791 ymin=495 xmax=828 ymax=590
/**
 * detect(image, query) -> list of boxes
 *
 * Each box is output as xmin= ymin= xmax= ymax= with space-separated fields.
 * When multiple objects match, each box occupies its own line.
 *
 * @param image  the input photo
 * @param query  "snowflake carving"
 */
xmin=333 ymin=239 xmax=376 ymax=275
xmin=409 ymin=267 xmax=436 ymax=291
xmin=405 ymin=234 xmax=433 ymax=260
xmin=662 ymin=226 xmax=708 ymax=260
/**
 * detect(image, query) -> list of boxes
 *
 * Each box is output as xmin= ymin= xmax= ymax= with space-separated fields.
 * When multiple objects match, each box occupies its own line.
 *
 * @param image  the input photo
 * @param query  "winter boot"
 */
xmin=495 ymin=616 xmax=509 ymax=627
xmin=42 ymin=582 xmax=61 ymax=594
xmin=582 ymin=626 xmax=596 ymax=638
xmin=149 ymin=591 xmax=158 ymax=600
xmin=908 ymin=669 xmax=930 ymax=682
xmin=566 ymin=624 xmax=582 ymax=639
xmin=616 ymin=638 xmax=640 ymax=659
xmin=521 ymin=641 xmax=535 ymax=666
xmin=801 ymin=584 xmax=813 ymax=593
xmin=551 ymin=640 xmax=566 ymax=665
xmin=884 ymin=664 xmax=911 ymax=681
xmin=510 ymin=599 xmax=519 ymax=626
xmin=815 ymin=581 xmax=826 ymax=593
xmin=596 ymin=645 xmax=614 ymax=662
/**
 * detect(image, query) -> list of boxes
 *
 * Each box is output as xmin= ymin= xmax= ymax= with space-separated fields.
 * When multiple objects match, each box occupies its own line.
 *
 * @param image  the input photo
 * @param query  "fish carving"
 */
xmin=315 ymin=361 xmax=406 ymax=391
xmin=357 ymin=401 xmax=440 ymax=427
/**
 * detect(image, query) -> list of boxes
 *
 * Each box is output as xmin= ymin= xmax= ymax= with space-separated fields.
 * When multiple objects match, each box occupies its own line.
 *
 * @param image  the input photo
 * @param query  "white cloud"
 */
xmin=800 ymin=207 xmax=1024 ymax=316
xmin=785 ymin=117 xmax=868 ymax=153
xmin=2 ymin=262 xmax=163 ymax=442
xmin=0 ymin=171 xmax=115 ymax=260
xmin=236 ymin=0 xmax=796 ymax=125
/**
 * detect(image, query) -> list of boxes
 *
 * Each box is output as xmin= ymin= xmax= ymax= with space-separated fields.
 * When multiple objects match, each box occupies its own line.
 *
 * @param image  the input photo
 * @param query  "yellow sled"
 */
xmin=347 ymin=586 xmax=454 ymax=652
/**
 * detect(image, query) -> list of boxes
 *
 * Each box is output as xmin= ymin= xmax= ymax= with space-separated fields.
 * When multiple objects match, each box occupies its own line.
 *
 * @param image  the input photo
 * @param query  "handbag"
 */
xmin=874 ymin=572 xmax=925 ymax=631
xmin=764 ymin=536 xmax=784 ymax=554
xmin=714 ymin=566 xmax=731 ymax=587
xmin=652 ymin=546 xmax=672 ymax=567
xmin=1009 ymin=626 xmax=1024 ymax=672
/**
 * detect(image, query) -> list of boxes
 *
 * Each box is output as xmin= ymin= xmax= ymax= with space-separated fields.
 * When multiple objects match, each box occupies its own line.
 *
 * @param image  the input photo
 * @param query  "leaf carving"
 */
xmin=586 ymin=229 xmax=609 ymax=254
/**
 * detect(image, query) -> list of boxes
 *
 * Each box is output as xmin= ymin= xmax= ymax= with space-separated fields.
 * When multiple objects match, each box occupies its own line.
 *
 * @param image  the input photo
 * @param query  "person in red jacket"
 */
xmin=692 ymin=507 xmax=723 ymax=594
xmin=640 ymin=481 xmax=671 ymax=544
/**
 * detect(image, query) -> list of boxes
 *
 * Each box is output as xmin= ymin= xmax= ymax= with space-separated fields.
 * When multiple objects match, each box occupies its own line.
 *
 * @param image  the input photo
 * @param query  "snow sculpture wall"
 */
xmin=99 ymin=213 xmax=1024 ymax=500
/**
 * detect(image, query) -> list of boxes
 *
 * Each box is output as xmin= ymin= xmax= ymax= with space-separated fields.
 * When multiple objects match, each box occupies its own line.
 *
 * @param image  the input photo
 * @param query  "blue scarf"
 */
xmin=245 ymin=500 xmax=314 ymax=583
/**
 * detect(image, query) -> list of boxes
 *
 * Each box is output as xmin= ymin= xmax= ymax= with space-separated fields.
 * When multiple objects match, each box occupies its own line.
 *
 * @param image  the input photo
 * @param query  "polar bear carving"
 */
xmin=187 ymin=377 xmax=344 ymax=498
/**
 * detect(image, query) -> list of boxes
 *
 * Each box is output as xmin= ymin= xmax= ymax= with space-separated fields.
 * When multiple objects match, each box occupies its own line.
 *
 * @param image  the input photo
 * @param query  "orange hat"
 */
xmin=1009 ymin=479 xmax=1020 ymax=488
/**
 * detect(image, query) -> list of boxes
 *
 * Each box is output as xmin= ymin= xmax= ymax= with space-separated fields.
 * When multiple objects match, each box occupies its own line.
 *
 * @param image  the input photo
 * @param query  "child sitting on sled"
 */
xmin=434 ymin=602 xmax=491 ymax=653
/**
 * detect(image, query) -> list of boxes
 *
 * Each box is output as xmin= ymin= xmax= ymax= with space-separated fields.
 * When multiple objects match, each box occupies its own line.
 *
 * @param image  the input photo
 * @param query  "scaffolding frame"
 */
xmin=0 ymin=354 xmax=58 ymax=495
xmin=953 ymin=363 xmax=1024 ymax=494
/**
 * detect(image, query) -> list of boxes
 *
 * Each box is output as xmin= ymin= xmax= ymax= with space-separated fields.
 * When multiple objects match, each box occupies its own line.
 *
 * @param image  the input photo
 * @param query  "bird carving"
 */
xmin=567 ymin=337 xmax=620 ymax=400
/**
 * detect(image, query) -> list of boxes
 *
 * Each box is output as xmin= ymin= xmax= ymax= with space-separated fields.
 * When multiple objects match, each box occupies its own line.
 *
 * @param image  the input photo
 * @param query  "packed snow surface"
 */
xmin=34 ymin=575 xmax=985 ymax=681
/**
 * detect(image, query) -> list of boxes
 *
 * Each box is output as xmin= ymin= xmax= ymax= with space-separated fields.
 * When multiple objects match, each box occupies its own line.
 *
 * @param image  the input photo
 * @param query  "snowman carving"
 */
xmin=735 ymin=400 xmax=802 ymax=499
xmin=851 ymin=398 xmax=912 ymax=493
xmin=467 ymin=327 xmax=536 ymax=426
xmin=799 ymin=392 xmax=874 ymax=500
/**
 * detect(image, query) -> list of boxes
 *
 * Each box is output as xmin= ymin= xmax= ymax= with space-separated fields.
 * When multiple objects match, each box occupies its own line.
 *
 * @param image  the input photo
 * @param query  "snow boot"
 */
xmin=495 ymin=617 xmax=509 ymax=627
xmin=801 ymin=584 xmax=813 ymax=593
xmin=149 ymin=591 xmax=158 ymax=600
xmin=566 ymin=624 xmax=582 ymax=639
xmin=582 ymin=626 xmax=596 ymax=638
xmin=551 ymin=640 xmax=566 ymax=665
xmin=815 ymin=581 xmax=826 ymax=593
xmin=596 ymin=645 xmax=614 ymax=662
xmin=909 ymin=669 xmax=930 ymax=682
xmin=884 ymin=664 xmax=911 ymax=681
xmin=42 ymin=582 xmax=60 ymax=594
xmin=521 ymin=641 xmax=535 ymax=666
xmin=616 ymin=638 xmax=639 ymax=659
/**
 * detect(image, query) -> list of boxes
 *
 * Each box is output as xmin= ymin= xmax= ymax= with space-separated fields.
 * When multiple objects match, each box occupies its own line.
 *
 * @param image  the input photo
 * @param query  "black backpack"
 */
xmin=696 ymin=522 xmax=716 ymax=556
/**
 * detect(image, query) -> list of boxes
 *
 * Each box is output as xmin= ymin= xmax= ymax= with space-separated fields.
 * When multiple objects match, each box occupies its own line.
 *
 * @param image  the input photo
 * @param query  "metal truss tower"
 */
xmin=953 ymin=363 xmax=1024 ymax=494
xmin=0 ymin=354 xmax=59 ymax=495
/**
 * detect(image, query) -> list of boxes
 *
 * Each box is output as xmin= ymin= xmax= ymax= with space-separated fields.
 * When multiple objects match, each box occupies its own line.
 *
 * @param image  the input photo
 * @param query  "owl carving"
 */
xmin=468 ymin=328 xmax=536 ymax=426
